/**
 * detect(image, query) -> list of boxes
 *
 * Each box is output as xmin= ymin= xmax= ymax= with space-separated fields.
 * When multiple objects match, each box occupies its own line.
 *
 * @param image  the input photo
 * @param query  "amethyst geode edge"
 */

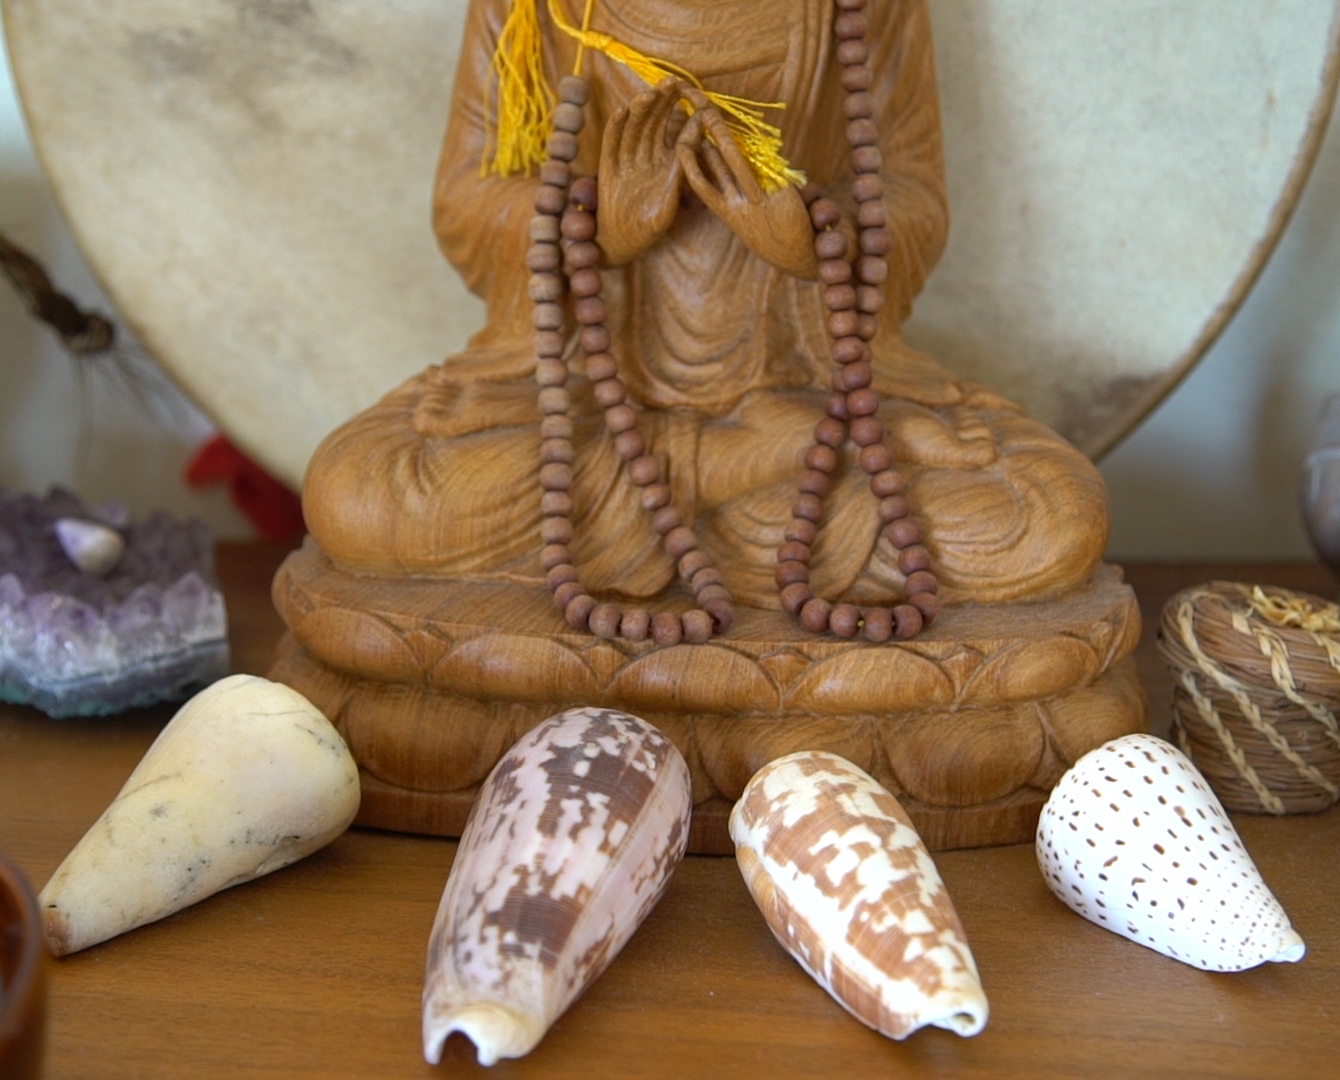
xmin=0 ymin=487 xmax=230 ymax=717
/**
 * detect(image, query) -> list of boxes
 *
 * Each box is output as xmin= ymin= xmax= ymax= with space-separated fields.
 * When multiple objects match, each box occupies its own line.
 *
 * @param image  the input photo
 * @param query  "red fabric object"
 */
xmin=186 ymin=434 xmax=306 ymax=543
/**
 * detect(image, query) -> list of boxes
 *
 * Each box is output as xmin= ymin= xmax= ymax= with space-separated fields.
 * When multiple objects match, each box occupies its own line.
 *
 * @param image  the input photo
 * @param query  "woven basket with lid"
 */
xmin=1157 ymin=581 xmax=1340 ymax=814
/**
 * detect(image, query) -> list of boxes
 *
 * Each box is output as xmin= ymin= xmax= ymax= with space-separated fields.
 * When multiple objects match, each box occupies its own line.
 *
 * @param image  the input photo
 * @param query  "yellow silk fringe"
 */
xmin=1248 ymin=586 xmax=1340 ymax=635
xmin=482 ymin=0 xmax=805 ymax=191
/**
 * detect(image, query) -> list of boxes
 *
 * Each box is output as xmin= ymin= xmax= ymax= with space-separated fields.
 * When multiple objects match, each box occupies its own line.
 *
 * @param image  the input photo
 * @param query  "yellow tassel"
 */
xmin=481 ymin=0 xmax=555 ymax=177
xmin=483 ymin=0 xmax=805 ymax=191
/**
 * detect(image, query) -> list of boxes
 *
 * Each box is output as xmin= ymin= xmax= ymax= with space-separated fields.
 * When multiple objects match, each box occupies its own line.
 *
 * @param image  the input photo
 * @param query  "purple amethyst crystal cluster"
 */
xmin=0 ymin=487 xmax=229 ymax=717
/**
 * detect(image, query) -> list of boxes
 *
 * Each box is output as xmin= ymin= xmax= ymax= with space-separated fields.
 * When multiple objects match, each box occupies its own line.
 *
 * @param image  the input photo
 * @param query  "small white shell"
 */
xmin=1037 ymin=733 xmax=1305 ymax=971
xmin=730 ymin=752 xmax=988 ymax=1040
xmin=39 ymin=675 xmax=360 ymax=955
xmin=423 ymin=708 xmax=691 ymax=1066
xmin=54 ymin=517 xmax=125 ymax=576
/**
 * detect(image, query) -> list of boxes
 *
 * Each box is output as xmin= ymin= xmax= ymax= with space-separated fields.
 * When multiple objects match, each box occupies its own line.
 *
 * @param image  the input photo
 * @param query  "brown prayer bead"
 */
xmin=614 ymin=429 xmax=645 ymax=460
xmin=843 ymin=90 xmax=874 ymax=119
xmin=620 ymin=607 xmax=651 ymax=642
xmin=546 ymin=563 xmax=579 ymax=589
xmin=679 ymin=548 xmax=713 ymax=579
xmin=555 ymin=581 xmax=586 ymax=613
xmin=905 ymin=570 xmax=939 ymax=596
xmin=690 ymin=566 xmax=724 ymax=591
xmin=893 ymin=604 xmax=924 ymax=638
xmin=569 ymin=267 xmax=602 ymax=297
xmin=793 ymin=493 xmax=824 ymax=522
xmin=836 ymin=360 xmax=873 ymax=392
xmin=551 ymin=102 xmax=584 ymax=134
xmin=558 ymin=75 xmax=589 ymax=106
xmin=886 ymin=518 xmax=921 ymax=548
xmin=540 ymin=437 xmax=573 ymax=464
xmin=859 ymin=443 xmax=893 ymax=474
xmin=785 ymin=518 xmax=818 ymax=545
xmin=798 ymin=469 xmax=831 ymax=497
xmin=877 ymin=495 xmax=909 ymax=522
xmin=527 ymin=243 xmax=561 ymax=272
xmin=534 ymin=329 xmax=566 ymax=357
xmin=651 ymin=505 xmax=682 ymax=534
xmin=535 ymin=359 xmax=567 ymax=387
xmin=574 ymin=296 xmax=606 ymax=325
xmin=539 ymin=462 xmax=572 ymax=491
xmin=809 ymin=198 xmax=842 ymax=229
xmin=585 ymin=352 xmax=617 ymax=381
xmin=781 ymin=582 xmax=813 ymax=615
xmin=800 ymin=597 xmax=834 ymax=633
xmin=846 ymin=118 xmax=877 ymax=147
xmin=589 ymin=602 xmax=623 ymax=639
xmin=541 ymin=517 xmax=573 ymax=545
xmin=847 ymin=388 xmax=878 ymax=416
xmin=570 ymin=176 xmax=598 ymax=210
xmin=640 ymin=483 xmax=672 ymax=511
xmin=831 ymin=336 xmax=866 ymax=363
xmin=546 ymin=130 xmax=578 ymax=161
xmin=815 ymin=416 xmax=847 ymax=448
xmin=851 ymin=146 xmax=882 ymax=174
xmin=565 ymin=240 xmax=600 ymax=268
xmin=856 ymin=285 xmax=884 ymax=313
xmin=561 ymin=212 xmax=596 ymax=242
xmin=850 ymin=416 xmax=883 ymax=446
xmin=578 ymin=324 xmax=610 ymax=353
xmin=540 ymin=544 xmax=570 ymax=571
xmin=776 ymin=560 xmax=810 ymax=588
xmin=814 ymin=230 xmax=849 ymax=260
xmin=826 ymin=392 xmax=850 ymax=420
xmin=593 ymin=377 xmax=625 ymax=408
xmin=540 ymin=159 xmax=570 ymax=187
xmin=537 ymin=387 xmax=569 ymax=414
xmin=778 ymin=540 xmax=812 ymax=564
xmin=824 ymin=284 xmax=857 ymax=311
xmin=651 ymin=612 xmax=684 ymax=646
xmin=533 ymin=185 xmax=566 ymax=215
xmin=564 ymin=592 xmax=597 ymax=629
xmin=663 ymin=526 xmax=697 ymax=559
xmin=682 ymin=609 xmax=713 ymax=644
xmin=528 ymin=273 xmax=563 ymax=302
xmin=604 ymin=403 xmax=637 ymax=433
xmin=840 ymin=64 xmax=871 ymax=93
xmin=529 ymin=216 xmax=560 ymax=242
xmin=857 ymin=200 xmax=887 ymax=228
xmin=827 ymin=310 xmax=860 ymax=338
xmin=819 ymin=258 xmax=853 ymax=285
xmin=870 ymin=469 xmax=905 ymax=497
xmin=836 ymin=39 xmax=868 ymax=65
xmin=910 ymin=592 xmax=940 ymax=623
xmin=805 ymin=444 xmax=839 ymax=473
xmin=830 ymin=603 xmax=862 ymax=638
xmin=898 ymin=544 xmax=932 ymax=574
xmin=861 ymin=607 xmax=894 ymax=642
xmin=835 ymin=11 xmax=870 ymax=38
xmin=541 ymin=491 xmax=573 ymax=517
xmin=540 ymin=415 xmax=573 ymax=440
xmin=531 ymin=302 xmax=564 ymax=330
xmin=628 ymin=454 xmax=660 ymax=486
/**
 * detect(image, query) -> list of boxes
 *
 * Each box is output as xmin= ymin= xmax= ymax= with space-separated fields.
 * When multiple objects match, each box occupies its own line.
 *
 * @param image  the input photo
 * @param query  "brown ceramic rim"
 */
xmin=0 ymin=852 xmax=43 ymax=1042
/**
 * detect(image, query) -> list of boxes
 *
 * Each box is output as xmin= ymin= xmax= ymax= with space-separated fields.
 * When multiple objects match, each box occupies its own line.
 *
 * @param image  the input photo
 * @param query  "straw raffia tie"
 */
xmin=1161 ymin=583 xmax=1340 ymax=814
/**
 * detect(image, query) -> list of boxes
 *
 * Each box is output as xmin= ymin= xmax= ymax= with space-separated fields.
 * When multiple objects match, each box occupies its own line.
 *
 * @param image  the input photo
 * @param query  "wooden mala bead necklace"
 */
xmin=529 ymin=75 xmax=733 ymax=646
xmin=527 ymin=0 xmax=938 ymax=645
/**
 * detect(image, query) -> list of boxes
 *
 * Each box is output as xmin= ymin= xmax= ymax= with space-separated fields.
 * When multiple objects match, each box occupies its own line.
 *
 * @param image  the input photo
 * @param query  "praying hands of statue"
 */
xmin=674 ymin=87 xmax=819 ymax=281
xmin=596 ymin=77 xmax=690 ymax=266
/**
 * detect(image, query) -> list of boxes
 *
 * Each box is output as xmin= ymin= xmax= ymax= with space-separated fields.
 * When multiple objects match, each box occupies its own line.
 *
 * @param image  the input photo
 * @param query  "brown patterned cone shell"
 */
xmin=729 ymin=752 xmax=989 ymax=1040
xmin=423 ymin=708 xmax=691 ymax=1066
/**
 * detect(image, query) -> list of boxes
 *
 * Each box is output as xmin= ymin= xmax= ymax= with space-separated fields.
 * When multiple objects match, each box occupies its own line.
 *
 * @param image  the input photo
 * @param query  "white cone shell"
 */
xmin=422 ymin=708 xmax=691 ymax=1067
xmin=54 ymin=517 xmax=125 ymax=576
xmin=730 ymin=752 xmax=988 ymax=1040
xmin=38 ymin=674 xmax=360 ymax=955
xmin=1037 ymin=733 xmax=1305 ymax=971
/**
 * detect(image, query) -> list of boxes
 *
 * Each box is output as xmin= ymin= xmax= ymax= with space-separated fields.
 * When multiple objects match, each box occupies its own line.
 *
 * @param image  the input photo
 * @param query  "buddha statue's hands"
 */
xmin=674 ymin=89 xmax=818 ymax=280
xmin=596 ymin=78 xmax=689 ymax=266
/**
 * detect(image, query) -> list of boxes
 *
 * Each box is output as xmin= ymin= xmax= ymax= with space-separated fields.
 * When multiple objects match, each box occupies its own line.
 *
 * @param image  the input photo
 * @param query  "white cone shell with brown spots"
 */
xmin=422 ymin=708 xmax=691 ymax=1066
xmin=729 ymin=752 xmax=989 ymax=1040
xmin=1037 ymin=733 xmax=1306 ymax=971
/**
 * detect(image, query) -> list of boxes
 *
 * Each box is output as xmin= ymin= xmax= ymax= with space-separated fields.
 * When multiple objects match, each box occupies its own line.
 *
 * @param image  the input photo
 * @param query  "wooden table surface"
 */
xmin=2 ymin=546 xmax=1337 ymax=1080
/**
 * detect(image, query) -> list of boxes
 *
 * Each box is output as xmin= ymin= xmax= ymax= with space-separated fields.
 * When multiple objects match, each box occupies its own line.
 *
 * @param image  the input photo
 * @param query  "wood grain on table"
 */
xmin=1 ymin=546 xmax=1336 ymax=1080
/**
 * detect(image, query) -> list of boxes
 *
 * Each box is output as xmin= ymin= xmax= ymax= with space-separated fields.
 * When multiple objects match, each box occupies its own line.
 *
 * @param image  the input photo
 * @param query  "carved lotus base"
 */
xmin=269 ymin=541 xmax=1147 ymax=852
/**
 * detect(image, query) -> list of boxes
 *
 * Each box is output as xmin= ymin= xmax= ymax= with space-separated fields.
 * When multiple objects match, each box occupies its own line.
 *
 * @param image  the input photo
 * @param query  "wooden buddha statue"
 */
xmin=272 ymin=0 xmax=1145 ymax=852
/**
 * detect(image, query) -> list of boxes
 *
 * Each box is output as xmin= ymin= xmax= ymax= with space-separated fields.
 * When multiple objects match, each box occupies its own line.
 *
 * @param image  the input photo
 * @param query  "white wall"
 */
xmin=0 ymin=26 xmax=1336 ymax=559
